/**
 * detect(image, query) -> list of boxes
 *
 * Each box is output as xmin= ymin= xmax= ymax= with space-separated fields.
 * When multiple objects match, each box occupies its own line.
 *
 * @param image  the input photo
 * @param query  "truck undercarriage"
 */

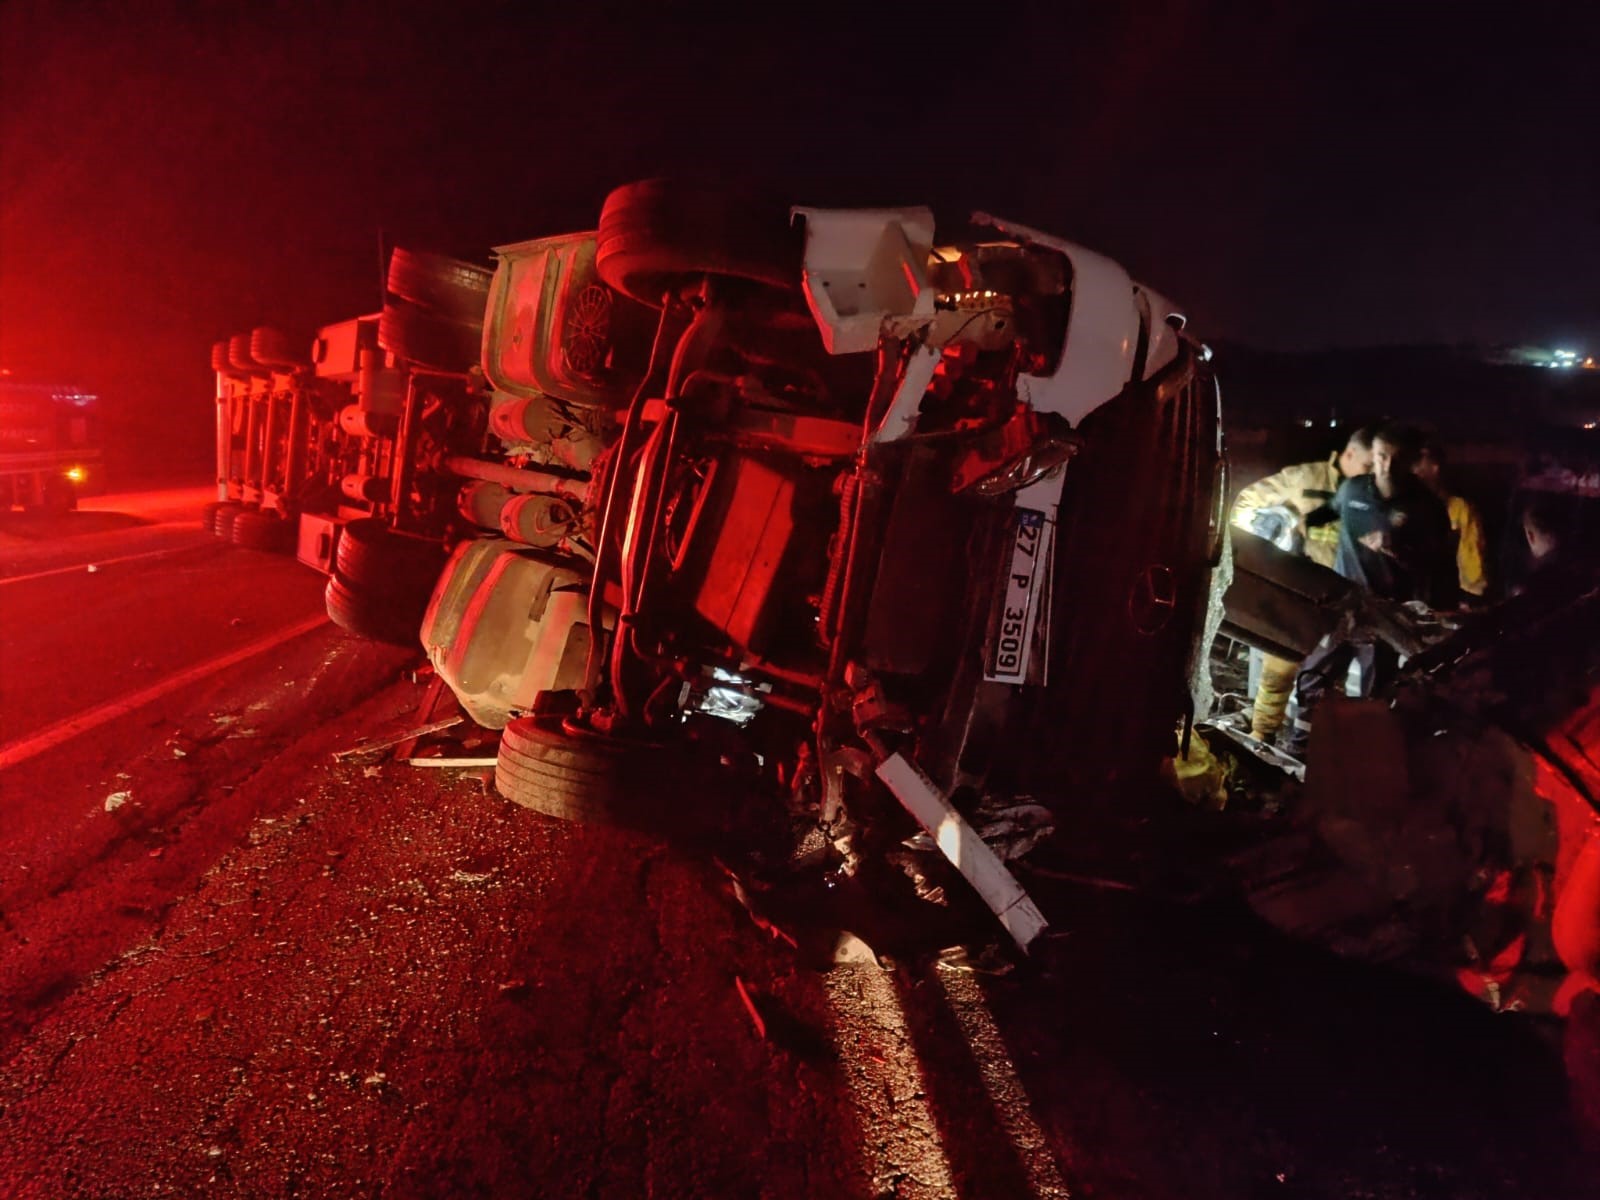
xmin=208 ymin=180 xmax=1225 ymax=950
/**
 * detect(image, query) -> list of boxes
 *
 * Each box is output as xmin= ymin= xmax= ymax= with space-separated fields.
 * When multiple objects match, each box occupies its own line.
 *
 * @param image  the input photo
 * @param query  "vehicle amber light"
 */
xmin=65 ymin=465 xmax=87 ymax=482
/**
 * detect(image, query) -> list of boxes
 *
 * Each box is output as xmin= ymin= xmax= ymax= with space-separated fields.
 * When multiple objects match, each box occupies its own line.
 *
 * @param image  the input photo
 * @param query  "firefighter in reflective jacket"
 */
xmin=1414 ymin=438 xmax=1488 ymax=600
xmin=1230 ymin=428 xmax=1375 ymax=739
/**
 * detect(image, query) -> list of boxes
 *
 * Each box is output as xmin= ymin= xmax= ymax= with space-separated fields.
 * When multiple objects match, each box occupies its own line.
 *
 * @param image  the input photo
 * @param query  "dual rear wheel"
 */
xmin=323 ymin=517 xmax=446 ymax=647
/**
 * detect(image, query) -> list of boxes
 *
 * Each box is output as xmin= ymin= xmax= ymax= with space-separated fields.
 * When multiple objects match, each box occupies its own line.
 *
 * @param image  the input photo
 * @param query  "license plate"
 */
xmin=986 ymin=507 xmax=1046 ymax=683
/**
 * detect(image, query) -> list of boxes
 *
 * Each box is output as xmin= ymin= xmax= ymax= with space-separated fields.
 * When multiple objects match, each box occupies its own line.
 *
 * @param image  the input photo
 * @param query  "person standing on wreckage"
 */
xmin=1281 ymin=422 xmax=1458 ymax=756
xmin=1229 ymin=426 xmax=1376 ymax=743
xmin=1413 ymin=436 xmax=1490 ymax=604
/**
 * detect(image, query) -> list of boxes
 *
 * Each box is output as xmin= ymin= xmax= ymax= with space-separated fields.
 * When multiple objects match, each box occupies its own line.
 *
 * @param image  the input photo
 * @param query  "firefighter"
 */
xmin=1230 ymin=427 xmax=1374 ymax=741
xmin=1414 ymin=438 xmax=1488 ymax=601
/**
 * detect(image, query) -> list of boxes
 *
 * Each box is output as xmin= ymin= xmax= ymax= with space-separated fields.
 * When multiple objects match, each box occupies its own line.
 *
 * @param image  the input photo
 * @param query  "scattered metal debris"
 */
xmin=971 ymin=798 xmax=1056 ymax=862
xmin=722 ymin=868 xmax=801 ymax=950
xmin=405 ymin=756 xmax=497 ymax=769
xmin=831 ymin=933 xmax=882 ymax=966
xmin=1199 ymin=719 xmax=1306 ymax=782
xmin=734 ymin=976 xmax=766 ymax=1040
xmin=332 ymin=716 xmax=463 ymax=762
xmin=393 ymin=674 xmax=451 ymax=760
xmin=935 ymin=944 xmax=1016 ymax=976
xmin=103 ymin=791 xmax=130 ymax=813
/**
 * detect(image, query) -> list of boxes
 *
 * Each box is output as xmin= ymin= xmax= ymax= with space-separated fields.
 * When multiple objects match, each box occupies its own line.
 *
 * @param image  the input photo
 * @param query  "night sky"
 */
xmin=2 ymin=0 xmax=1596 ymax=473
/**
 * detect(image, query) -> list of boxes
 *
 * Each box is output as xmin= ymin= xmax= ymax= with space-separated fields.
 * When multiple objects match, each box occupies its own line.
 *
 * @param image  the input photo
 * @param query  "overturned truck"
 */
xmin=209 ymin=181 xmax=1227 ymax=949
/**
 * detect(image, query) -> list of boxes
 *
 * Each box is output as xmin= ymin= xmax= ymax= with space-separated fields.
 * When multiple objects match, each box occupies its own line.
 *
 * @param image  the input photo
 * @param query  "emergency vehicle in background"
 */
xmin=0 ymin=375 xmax=101 ymax=512
xmin=207 ymin=179 xmax=1227 ymax=949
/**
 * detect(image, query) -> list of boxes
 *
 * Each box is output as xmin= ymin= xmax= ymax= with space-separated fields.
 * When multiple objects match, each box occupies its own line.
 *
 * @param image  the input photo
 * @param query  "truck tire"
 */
xmin=325 ymin=574 xmax=424 ymax=646
xmin=333 ymin=518 xmax=446 ymax=592
xmin=386 ymin=248 xmax=493 ymax=322
xmin=327 ymin=519 xmax=444 ymax=642
xmin=227 ymin=334 xmax=270 ymax=379
xmin=594 ymin=178 xmax=802 ymax=307
xmin=213 ymin=501 xmax=245 ymax=539
xmin=377 ymin=299 xmax=482 ymax=373
xmin=495 ymin=717 xmax=684 ymax=827
xmin=250 ymin=326 xmax=306 ymax=370
xmin=232 ymin=508 xmax=293 ymax=552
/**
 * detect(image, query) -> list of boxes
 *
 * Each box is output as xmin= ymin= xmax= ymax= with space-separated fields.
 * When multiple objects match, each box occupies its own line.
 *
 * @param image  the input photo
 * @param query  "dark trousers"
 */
xmin=1282 ymin=638 xmax=1398 ymax=756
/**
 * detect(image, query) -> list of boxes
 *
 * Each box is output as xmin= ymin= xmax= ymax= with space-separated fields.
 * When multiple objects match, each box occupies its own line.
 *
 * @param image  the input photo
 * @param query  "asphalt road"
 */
xmin=0 ymin=490 xmax=1595 ymax=1198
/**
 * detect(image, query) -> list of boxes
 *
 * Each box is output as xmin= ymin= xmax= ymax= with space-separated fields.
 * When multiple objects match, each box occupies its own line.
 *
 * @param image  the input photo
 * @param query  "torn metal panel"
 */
xmin=1220 ymin=529 xmax=1456 ymax=664
xmin=1199 ymin=719 xmax=1307 ymax=782
xmin=868 ymin=343 xmax=941 ymax=445
xmin=874 ymin=752 xmax=1048 ymax=951
xmin=1220 ymin=531 xmax=1353 ymax=661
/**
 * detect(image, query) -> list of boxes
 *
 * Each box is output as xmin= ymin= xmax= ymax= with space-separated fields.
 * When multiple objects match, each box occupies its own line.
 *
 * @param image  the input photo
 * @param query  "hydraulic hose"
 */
xmin=581 ymin=299 xmax=682 ymax=698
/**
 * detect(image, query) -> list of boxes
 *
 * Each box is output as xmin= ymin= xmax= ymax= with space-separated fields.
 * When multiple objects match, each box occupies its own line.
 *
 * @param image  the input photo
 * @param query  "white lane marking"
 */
xmin=0 ymin=538 xmax=217 ymax=587
xmin=825 ymin=966 xmax=957 ymax=1198
xmin=0 ymin=614 xmax=329 ymax=771
xmin=826 ymin=959 xmax=1071 ymax=1198
xmin=935 ymin=965 xmax=1073 ymax=1198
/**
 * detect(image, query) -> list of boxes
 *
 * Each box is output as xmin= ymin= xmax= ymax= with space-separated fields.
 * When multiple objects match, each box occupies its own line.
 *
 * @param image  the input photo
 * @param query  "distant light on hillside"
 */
xmin=1483 ymin=345 xmax=1592 ymax=369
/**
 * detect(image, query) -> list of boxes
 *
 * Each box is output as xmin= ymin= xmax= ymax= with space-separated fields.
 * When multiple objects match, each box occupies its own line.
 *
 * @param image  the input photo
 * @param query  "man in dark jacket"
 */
xmin=1284 ymin=424 xmax=1457 ymax=755
xmin=1316 ymin=423 xmax=1457 ymax=607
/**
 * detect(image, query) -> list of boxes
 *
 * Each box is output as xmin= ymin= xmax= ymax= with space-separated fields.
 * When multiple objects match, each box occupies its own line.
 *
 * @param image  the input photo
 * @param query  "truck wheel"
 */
xmin=227 ymin=333 xmax=270 ymax=379
xmin=213 ymin=502 xmax=245 ymax=539
xmin=594 ymin=178 xmax=802 ymax=307
xmin=377 ymin=298 xmax=482 ymax=372
xmin=325 ymin=574 xmax=424 ymax=646
xmin=496 ymin=717 xmax=684 ymax=828
xmin=386 ymin=248 xmax=493 ymax=322
xmin=334 ymin=518 xmax=446 ymax=593
xmin=250 ymin=326 xmax=306 ymax=370
xmin=327 ymin=519 xmax=444 ymax=642
xmin=232 ymin=509 xmax=293 ymax=552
